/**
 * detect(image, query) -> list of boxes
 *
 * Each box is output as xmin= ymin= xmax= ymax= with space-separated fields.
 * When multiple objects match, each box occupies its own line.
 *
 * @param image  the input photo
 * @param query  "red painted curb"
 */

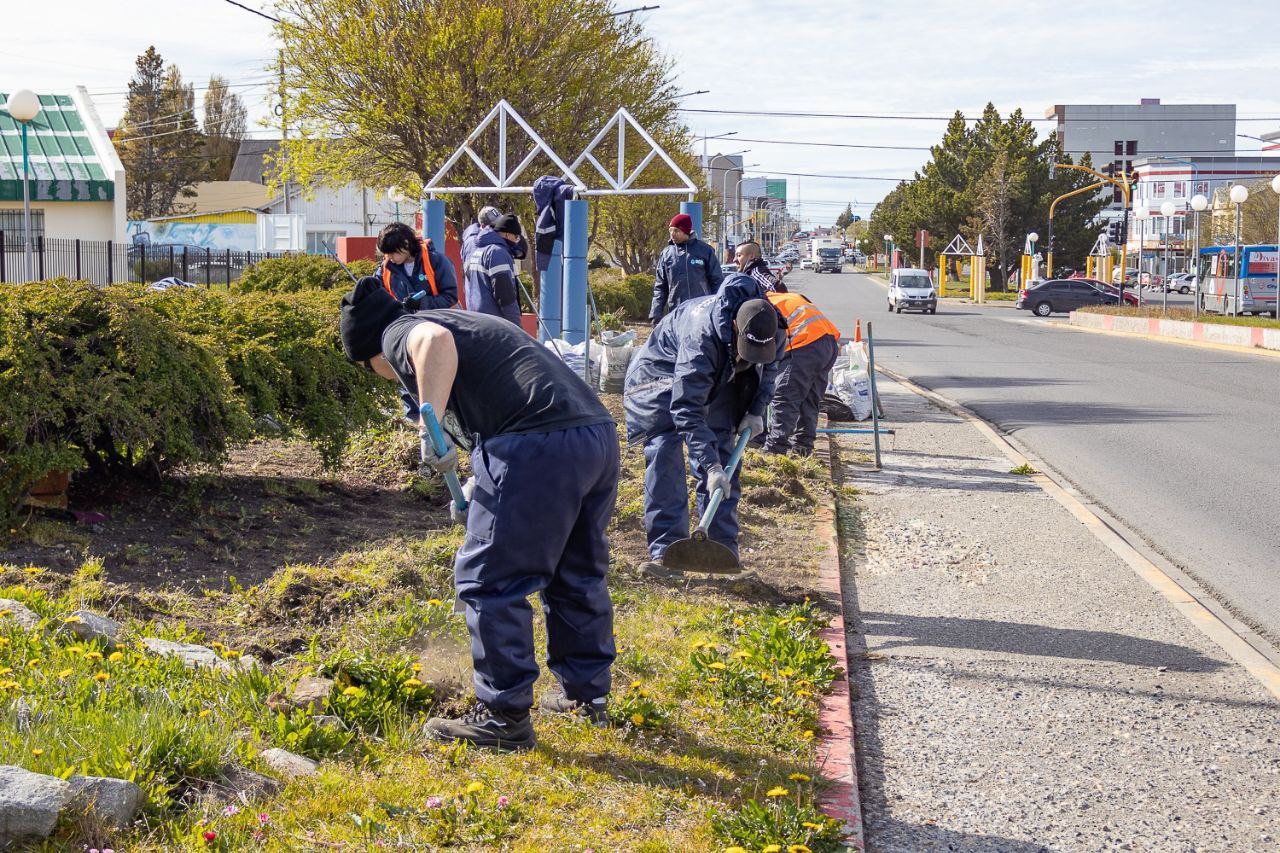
xmin=813 ymin=477 xmax=865 ymax=850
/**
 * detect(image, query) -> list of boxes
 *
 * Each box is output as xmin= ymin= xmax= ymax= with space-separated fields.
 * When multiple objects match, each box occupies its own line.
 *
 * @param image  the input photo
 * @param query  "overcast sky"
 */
xmin=5 ymin=0 xmax=1279 ymax=225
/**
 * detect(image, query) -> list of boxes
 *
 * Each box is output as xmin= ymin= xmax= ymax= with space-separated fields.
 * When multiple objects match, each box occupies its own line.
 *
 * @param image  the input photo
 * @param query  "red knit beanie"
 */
xmin=669 ymin=213 xmax=694 ymax=235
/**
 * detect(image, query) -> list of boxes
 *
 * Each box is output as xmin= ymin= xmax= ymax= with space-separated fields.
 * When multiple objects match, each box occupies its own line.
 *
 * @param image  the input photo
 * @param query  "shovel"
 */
xmin=419 ymin=402 xmax=468 ymax=514
xmin=662 ymin=427 xmax=754 ymax=575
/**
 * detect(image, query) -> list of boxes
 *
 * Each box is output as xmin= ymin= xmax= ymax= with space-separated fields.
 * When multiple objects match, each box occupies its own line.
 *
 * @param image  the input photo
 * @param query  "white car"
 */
xmin=887 ymin=267 xmax=938 ymax=314
xmin=1164 ymin=272 xmax=1198 ymax=294
xmin=800 ymin=258 xmax=814 ymax=270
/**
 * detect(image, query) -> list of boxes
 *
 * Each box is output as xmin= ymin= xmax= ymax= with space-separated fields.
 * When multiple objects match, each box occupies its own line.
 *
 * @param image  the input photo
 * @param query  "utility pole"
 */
xmin=278 ymin=50 xmax=290 ymax=215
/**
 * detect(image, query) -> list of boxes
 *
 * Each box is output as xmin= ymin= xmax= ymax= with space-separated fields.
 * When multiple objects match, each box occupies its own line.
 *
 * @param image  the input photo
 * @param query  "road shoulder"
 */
xmin=832 ymin=376 xmax=1280 ymax=852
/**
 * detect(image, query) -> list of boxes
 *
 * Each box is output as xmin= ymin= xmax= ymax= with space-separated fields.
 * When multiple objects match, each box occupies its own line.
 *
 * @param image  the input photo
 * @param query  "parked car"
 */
xmin=1164 ymin=272 xmax=1198 ymax=294
xmin=887 ymin=268 xmax=937 ymax=314
xmin=766 ymin=258 xmax=786 ymax=277
xmin=1016 ymin=278 xmax=1132 ymax=316
xmin=721 ymin=262 xmax=739 ymax=274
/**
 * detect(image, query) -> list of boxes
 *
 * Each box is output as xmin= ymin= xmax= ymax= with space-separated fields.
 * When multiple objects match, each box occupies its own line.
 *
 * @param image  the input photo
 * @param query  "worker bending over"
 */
xmin=764 ymin=291 xmax=840 ymax=456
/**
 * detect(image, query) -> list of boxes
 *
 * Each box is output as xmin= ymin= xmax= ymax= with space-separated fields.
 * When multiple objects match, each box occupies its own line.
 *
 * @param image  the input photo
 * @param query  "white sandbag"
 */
xmin=597 ymin=330 xmax=636 ymax=392
xmin=545 ymin=339 xmax=600 ymax=387
xmin=830 ymin=367 xmax=872 ymax=421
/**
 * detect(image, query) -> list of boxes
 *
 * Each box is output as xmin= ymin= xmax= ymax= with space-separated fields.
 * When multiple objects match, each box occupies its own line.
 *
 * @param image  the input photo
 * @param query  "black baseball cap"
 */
xmin=339 ymin=276 xmax=406 ymax=362
xmin=735 ymin=298 xmax=783 ymax=364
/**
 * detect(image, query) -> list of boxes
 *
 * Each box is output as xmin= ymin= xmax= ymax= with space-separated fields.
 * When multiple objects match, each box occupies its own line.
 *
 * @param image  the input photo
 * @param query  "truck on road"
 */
xmin=810 ymin=237 xmax=843 ymax=273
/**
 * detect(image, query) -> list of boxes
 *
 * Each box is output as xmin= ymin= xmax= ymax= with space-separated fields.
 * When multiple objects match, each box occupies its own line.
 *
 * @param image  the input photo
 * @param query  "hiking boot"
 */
xmin=539 ymin=689 xmax=608 ymax=727
xmin=425 ymin=701 xmax=535 ymax=752
xmin=638 ymin=560 xmax=683 ymax=581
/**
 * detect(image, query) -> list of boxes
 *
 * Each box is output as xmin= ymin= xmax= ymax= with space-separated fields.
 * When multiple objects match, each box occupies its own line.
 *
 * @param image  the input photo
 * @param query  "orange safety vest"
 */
xmin=767 ymin=292 xmax=840 ymax=352
xmin=382 ymin=239 xmax=438 ymax=299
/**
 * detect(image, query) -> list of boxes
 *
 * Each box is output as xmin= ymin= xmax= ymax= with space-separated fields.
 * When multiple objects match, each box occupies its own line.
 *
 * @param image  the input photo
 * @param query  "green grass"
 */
xmin=1009 ymin=463 xmax=1037 ymax=476
xmin=1078 ymin=304 xmax=1280 ymax=329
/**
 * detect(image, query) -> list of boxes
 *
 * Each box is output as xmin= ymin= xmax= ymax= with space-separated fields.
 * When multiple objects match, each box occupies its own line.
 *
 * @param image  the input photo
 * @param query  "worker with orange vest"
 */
xmin=375 ymin=222 xmax=458 ymax=311
xmin=763 ymin=291 xmax=840 ymax=456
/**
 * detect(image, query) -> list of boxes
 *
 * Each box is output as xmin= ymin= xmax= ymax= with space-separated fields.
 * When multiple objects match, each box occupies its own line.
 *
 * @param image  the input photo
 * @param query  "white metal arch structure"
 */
xmin=424 ymin=100 xmax=586 ymax=194
xmin=568 ymin=107 xmax=699 ymax=200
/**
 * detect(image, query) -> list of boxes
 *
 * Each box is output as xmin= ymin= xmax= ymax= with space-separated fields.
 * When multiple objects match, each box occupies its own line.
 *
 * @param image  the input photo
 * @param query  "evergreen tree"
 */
xmin=116 ymin=47 xmax=205 ymax=219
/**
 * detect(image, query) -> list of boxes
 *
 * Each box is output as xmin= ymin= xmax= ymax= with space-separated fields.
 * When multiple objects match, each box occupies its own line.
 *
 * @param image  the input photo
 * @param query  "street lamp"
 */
xmin=1160 ymin=200 xmax=1176 ymax=311
xmin=883 ymin=233 xmax=893 ymax=271
xmin=5 ymin=89 xmax=40 ymax=282
xmin=1134 ymin=205 xmax=1150 ymax=305
xmin=724 ymin=163 xmax=758 ymax=257
xmin=1272 ymin=175 xmax=1280 ymax=318
xmin=387 ymin=186 xmax=407 ymax=224
xmin=708 ymin=150 xmax=749 ymax=258
xmin=1229 ymin=184 xmax=1249 ymax=317
xmin=1190 ymin=193 xmax=1208 ymax=319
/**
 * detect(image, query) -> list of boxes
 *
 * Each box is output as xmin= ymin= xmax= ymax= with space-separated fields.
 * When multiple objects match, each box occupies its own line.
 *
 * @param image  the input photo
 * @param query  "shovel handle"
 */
xmin=419 ymin=403 xmax=468 ymax=512
xmin=694 ymin=426 xmax=753 ymax=534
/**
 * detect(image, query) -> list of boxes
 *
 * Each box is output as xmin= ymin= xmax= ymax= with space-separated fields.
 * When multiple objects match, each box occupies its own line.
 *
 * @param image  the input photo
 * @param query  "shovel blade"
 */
xmin=662 ymin=531 xmax=741 ymax=575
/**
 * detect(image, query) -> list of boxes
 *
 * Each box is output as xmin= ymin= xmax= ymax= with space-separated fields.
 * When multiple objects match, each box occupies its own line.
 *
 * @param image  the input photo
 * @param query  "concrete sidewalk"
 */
xmin=833 ymin=376 xmax=1280 ymax=852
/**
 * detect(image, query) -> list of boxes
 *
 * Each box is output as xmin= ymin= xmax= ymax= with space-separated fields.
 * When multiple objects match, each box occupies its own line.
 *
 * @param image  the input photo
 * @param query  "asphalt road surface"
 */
xmin=792 ymin=266 xmax=1280 ymax=647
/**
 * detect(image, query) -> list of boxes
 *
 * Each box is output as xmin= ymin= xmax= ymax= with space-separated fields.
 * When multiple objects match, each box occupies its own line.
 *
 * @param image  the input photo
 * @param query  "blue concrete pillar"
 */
xmin=681 ymin=200 xmax=703 ymax=238
xmin=539 ymin=239 xmax=563 ymax=341
xmin=423 ymin=198 xmax=446 ymax=251
xmin=562 ymin=200 xmax=589 ymax=345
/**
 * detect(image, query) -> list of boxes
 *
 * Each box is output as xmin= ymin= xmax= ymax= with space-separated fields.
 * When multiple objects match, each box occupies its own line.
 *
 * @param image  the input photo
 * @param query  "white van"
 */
xmin=888 ymin=268 xmax=937 ymax=314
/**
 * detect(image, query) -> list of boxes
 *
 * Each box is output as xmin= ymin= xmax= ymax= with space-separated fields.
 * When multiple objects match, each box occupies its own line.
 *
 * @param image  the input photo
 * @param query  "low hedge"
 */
xmin=236 ymin=254 xmax=377 ymax=294
xmin=0 ymin=280 xmax=392 ymax=528
xmin=590 ymin=270 xmax=652 ymax=321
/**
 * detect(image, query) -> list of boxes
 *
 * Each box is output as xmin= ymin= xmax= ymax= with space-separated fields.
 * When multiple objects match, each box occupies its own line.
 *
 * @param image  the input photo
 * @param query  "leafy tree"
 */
xmin=203 ymin=75 xmax=247 ymax=182
xmin=274 ymin=0 xmax=679 ymax=230
xmin=834 ymin=203 xmax=855 ymax=231
xmin=116 ymin=47 xmax=205 ymax=219
xmin=969 ymin=151 xmax=1024 ymax=288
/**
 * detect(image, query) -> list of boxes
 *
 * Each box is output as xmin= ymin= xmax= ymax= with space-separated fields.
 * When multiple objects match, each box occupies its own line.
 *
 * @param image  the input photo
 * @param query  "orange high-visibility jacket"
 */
xmin=767 ymin=292 xmax=840 ymax=352
xmin=381 ymin=239 xmax=439 ymax=298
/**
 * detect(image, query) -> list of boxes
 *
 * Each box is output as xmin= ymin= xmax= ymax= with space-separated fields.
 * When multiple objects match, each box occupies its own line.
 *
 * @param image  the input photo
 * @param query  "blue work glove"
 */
xmin=449 ymin=477 xmax=477 ymax=525
xmin=737 ymin=413 xmax=764 ymax=443
xmin=706 ymin=464 xmax=730 ymax=499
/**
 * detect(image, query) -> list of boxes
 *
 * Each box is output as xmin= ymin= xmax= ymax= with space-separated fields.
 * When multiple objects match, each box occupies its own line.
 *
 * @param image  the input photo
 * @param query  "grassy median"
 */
xmin=1078 ymin=304 xmax=1280 ymax=329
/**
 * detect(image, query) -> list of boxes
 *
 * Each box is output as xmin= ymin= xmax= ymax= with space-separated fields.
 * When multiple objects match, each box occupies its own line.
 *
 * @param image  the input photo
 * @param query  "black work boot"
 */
xmin=638 ymin=560 xmax=683 ymax=581
xmin=539 ymin=689 xmax=608 ymax=727
xmin=425 ymin=701 xmax=536 ymax=752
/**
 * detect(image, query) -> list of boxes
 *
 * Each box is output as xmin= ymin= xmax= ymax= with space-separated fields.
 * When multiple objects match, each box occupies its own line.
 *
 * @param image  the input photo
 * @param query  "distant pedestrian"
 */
xmin=464 ymin=214 xmax=525 ymax=325
xmin=461 ymin=206 xmax=502 ymax=261
xmin=649 ymin=213 xmax=723 ymax=323
xmin=763 ymin=291 xmax=840 ymax=456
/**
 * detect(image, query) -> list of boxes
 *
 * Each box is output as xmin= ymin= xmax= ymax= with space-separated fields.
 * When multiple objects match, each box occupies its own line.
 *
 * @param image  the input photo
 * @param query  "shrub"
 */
xmin=590 ymin=270 xmax=652 ymax=321
xmin=0 ymin=279 xmax=250 ymax=527
xmin=236 ymin=254 xmax=377 ymax=294
xmin=142 ymin=288 xmax=393 ymax=465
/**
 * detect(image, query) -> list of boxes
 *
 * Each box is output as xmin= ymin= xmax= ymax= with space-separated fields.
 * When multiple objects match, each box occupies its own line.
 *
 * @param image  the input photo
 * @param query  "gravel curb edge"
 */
xmin=814 ymin=446 xmax=866 ymax=851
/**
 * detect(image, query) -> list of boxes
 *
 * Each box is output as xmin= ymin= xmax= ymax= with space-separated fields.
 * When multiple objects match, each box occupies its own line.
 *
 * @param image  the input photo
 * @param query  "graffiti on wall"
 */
xmin=128 ymin=220 xmax=258 ymax=251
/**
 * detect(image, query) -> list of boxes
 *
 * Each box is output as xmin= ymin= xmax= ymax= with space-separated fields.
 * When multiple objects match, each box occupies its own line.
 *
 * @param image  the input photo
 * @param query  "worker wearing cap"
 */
xmin=462 ymin=205 xmax=502 ymax=261
xmin=624 ymin=272 xmax=787 ymax=578
xmin=464 ymin=214 xmax=526 ymax=325
xmin=339 ymin=278 xmax=618 ymax=751
xmin=375 ymin=222 xmax=458 ymax=311
xmin=649 ymin=212 xmax=724 ymax=324
xmin=764 ymin=291 xmax=840 ymax=456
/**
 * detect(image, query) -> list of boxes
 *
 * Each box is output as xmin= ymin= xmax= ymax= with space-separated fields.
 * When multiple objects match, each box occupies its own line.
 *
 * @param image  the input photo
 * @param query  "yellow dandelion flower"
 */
xmin=426 ymin=598 xmax=444 ymax=606
xmin=342 ymin=686 xmax=363 ymax=697
xmin=31 ymin=748 xmax=43 ymax=757
xmin=724 ymin=847 xmax=749 ymax=853
xmin=26 ymin=658 xmax=39 ymax=668
xmin=770 ymin=697 xmax=784 ymax=707
xmin=764 ymin=846 xmax=783 ymax=853
xmin=0 ymin=637 xmax=9 ymax=647
xmin=108 ymin=652 xmax=124 ymax=663
xmin=707 ymin=662 xmax=727 ymax=671
xmin=403 ymin=678 xmax=423 ymax=688
xmin=802 ymin=730 xmax=815 ymax=740
xmin=766 ymin=786 xmax=789 ymax=797
xmin=24 ymin=567 xmax=41 ymax=576
xmin=639 ymin=689 xmax=650 ymax=698
xmin=0 ymin=609 xmax=10 ymax=617
xmin=630 ymin=679 xmax=642 ymax=690
xmin=690 ymin=640 xmax=705 ymax=650
xmin=631 ymin=713 xmax=645 ymax=726
xmin=732 ymin=617 xmax=744 ymax=626
xmin=788 ymin=846 xmax=813 ymax=853
xmin=789 ymin=773 xmax=811 ymax=782
xmin=83 ymin=651 xmax=103 ymax=662
xmin=210 ymin=641 xmax=224 ymax=650
xmin=222 ymin=650 xmax=241 ymax=660
xmin=778 ymin=668 xmax=795 ymax=677
xmin=465 ymin=781 xmax=484 ymax=794
xmin=57 ymin=668 xmax=74 ymax=679
xmin=411 ymin=662 xmax=423 ymax=672
xmin=93 ymin=672 xmax=110 ymax=683
xmin=802 ymin=821 xmax=824 ymax=829
xmin=796 ymin=690 xmax=812 ymax=698
xmin=732 ymin=651 xmax=752 ymax=659
xmin=199 ymin=709 xmax=212 ymax=718
xmin=0 ymin=667 xmax=10 ymax=676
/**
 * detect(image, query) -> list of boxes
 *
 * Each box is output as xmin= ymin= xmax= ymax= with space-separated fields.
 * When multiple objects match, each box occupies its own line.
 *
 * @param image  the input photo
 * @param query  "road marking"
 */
xmin=1048 ymin=317 xmax=1280 ymax=359
xmin=876 ymin=365 xmax=1280 ymax=702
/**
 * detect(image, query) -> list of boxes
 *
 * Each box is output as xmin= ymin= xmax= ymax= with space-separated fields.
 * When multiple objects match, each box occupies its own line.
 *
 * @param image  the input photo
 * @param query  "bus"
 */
xmin=1197 ymin=244 xmax=1278 ymax=316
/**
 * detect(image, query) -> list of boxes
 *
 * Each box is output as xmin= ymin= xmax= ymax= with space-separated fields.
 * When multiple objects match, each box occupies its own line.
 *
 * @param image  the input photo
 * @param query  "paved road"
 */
xmin=792 ymin=266 xmax=1280 ymax=646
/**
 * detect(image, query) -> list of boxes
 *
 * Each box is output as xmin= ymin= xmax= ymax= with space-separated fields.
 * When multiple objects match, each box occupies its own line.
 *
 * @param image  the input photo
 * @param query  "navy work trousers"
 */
xmin=765 ymin=335 xmax=839 ymax=455
xmin=454 ymin=422 xmax=619 ymax=712
xmin=642 ymin=422 xmax=741 ymax=562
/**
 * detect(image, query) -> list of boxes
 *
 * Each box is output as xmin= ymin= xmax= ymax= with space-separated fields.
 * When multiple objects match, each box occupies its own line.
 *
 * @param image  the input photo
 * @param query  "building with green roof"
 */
xmin=0 ymin=85 xmax=127 ymax=251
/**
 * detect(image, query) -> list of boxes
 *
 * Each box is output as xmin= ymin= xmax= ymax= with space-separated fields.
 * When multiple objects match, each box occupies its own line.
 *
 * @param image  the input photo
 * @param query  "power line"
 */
xmin=680 ymin=107 xmax=1280 ymax=123
xmin=221 ymin=0 xmax=281 ymax=23
xmin=727 ymin=136 xmax=1268 ymax=156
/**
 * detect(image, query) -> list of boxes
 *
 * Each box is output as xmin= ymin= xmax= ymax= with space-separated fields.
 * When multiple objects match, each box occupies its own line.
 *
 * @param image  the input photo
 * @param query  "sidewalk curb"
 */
xmin=1066 ymin=310 xmax=1280 ymax=358
xmin=813 ymin=458 xmax=865 ymax=851
xmin=875 ymin=365 xmax=1280 ymax=702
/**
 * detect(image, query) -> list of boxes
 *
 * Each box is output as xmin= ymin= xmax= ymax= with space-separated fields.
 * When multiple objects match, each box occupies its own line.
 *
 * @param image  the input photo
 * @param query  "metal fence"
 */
xmin=0 ymin=232 xmax=295 ymax=286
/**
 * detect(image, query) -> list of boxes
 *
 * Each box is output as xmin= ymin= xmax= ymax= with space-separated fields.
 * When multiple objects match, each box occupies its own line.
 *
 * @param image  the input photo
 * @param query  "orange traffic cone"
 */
xmin=854 ymin=319 xmax=862 ymax=342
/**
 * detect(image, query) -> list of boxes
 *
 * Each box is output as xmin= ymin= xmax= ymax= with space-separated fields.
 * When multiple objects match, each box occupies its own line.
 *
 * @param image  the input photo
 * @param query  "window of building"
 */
xmin=1125 ymin=140 xmax=1138 ymax=155
xmin=0 ymin=209 xmax=46 ymax=242
xmin=1114 ymin=140 xmax=1124 ymax=156
xmin=1192 ymin=180 xmax=1210 ymax=198
xmin=306 ymin=231 xmax=344 ymax=255
xmin=1112 ymin=186 xmax=1123 ymax=204
xmin=1172 ymin=181 xmax=1187 ymax=199
xmin=1113 ymin=159 xmax=1124 ymax=177
xmin=1152 ymin=182 xmax=1167 ymax=199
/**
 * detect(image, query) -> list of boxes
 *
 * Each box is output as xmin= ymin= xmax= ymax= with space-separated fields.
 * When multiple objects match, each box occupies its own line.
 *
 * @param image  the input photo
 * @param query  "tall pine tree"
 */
xmin=116 ymin=47 xmax=205 ymax=219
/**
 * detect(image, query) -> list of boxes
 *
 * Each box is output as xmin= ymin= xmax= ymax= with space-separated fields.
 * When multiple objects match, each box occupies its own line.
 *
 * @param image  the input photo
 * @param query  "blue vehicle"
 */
xmin=1197 ymin=245 xmax=1279 ymax=316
